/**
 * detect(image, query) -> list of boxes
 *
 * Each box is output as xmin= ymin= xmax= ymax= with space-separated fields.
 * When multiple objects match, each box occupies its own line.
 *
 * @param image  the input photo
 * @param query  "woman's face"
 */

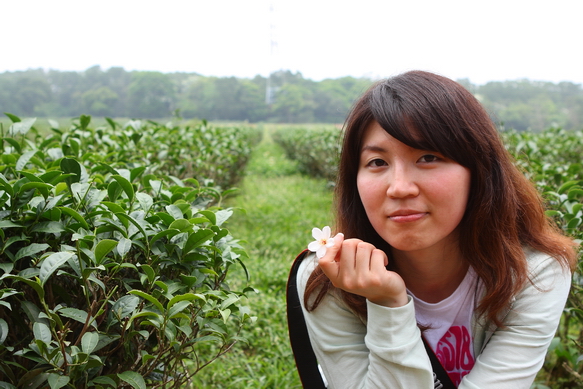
xmin=356 ymin=121 xmax=471 ymax=257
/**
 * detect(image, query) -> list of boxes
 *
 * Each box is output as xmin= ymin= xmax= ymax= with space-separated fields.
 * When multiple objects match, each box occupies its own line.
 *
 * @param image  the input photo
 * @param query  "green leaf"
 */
xmin=184 ymin=228 xmax=214 ymax=254
xmin=150 ymin=229 xmax=181 ymax=246
xmin=0 ymin=173 xmax=14 ymax=196
xmin=0 ymin=220 xmax=21 ymax=228
xmin=568 ymin=188 xmax=583 ymax=200
xmin=118 ymin=371 xmax=146 ymax=389
xmin=219 ymin=308 xmax=231 ymax=323
xmin=81 ymin=331 xmax=99 ymax=354
xmin=16 ymin=150 xmax=37 ymax=171
xmin=15 ymin=243 xmax=50 ymax=261
xmin=165 ymin=204 xmax=184 ymax=219
xmin=48 ymin=119 xmax=59 ymax=129
xmin=60 ymin=158 xmax=82 ymax=185
xmin=31 ymin=221 xmax=65 ymax=234
xmin=21 ymin=300 xmax=48 ymax=325
xmin=93 ymin=334 xmax=120 ymax=353
xmin=567 ymin=217 xmax=581 ymax=229
xmin=4 ymin=112 xmax=21 ymax=122
xmin=167 ymin=300 xmax=191 ymax=319
xmin=215 ymin=209 xmax=234 ymax=226
xmin=10 ymin=117 xmax=36 ymax=135
xmin=89 ymin=376 xmax=117 ymax=387
xmin=59 ymin=307 xmax=97 ymax=329
xmin=0 ymin=262 xmax=13 ymax=274
xmin=221 ymin=294 xmax=240 ymax=310
xmin=199 ymin=210 xmax=216 ymax=225
xmin=39 ymin=252 xmax=74 ymax=285
xmin=94 ymin=239 xmax=118 ymax=264
xmin=135 ymin=192 xmax=153 ymax=213
xmin=111 ymin=295 xmax=140 ymax=320
xmin=130 ymin=166 xmax=146 ymax=182
xmin=545 ymin=210 xmax=563 ymax=217
xmin=79 ymin=114 xmax=91 ymax=130
xmin=47 ymin=373 xmax=69 ymax=389
xmin=139 ymin=264 xmax=155 ymax=283
xmin=557 ymin=180 xmax=579 ymax=194
xmin=2 ymin=137 xmax=21 ymax=153
xmin=117 ymin=237 xmax=132 ymax=258
xmin=16 ymin=367 xmax=49 ymax=389
xmin=0 ymin=318 xmax=8 ymax=344
xmin=19 ymin=182 xmax=53 ymax=199
xmin=115 ymin=213 xmax=147 ymax=239
xmin=168 ymin=218 xmax=192 ymax=232
xmin=107 ymin=180 xmax=123 ymax=202
xmin=58 ymin=206 xmax=90 ymax=229
xmin=167 ymin=293 xmax=205 ymax=309
xmin=111 ymin=175 xmax=135 ymax=202
xmin=33 ymin=321 xmax=51 ymax=344
xmin=100 ymin=201 xmax=125 ymax=214
xmin=39 ymin=170 xmax=63 ymax=184
xmin=129 ymin=290 xmax=164 ymax=313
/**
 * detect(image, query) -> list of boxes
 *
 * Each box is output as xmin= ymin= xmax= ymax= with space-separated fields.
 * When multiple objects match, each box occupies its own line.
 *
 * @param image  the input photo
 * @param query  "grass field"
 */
xmin=188 ymin=126 xmax=334 ymax=388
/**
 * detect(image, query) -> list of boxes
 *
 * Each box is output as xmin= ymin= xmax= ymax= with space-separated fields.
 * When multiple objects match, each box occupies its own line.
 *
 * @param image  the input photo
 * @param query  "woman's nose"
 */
xmin=386 ymin=165 xmax=419 ymax=199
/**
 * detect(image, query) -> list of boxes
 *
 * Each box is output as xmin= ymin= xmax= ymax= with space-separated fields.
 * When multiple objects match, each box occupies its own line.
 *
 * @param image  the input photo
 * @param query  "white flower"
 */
xmin=308 ymin=226 xmax=335 ymax=258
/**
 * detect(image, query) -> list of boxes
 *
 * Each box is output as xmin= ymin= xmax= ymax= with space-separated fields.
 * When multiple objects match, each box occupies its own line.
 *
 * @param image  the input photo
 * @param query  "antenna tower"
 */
xmin=266 ymin=1 xmax=278 ymax=104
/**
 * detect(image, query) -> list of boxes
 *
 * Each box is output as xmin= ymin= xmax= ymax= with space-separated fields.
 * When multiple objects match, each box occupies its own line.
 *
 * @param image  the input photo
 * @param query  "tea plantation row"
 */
xmin=0 ymin=115 xmax=261 ymax=388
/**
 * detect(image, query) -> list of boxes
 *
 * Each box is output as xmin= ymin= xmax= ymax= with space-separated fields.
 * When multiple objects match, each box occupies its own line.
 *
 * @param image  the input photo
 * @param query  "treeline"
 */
xmin=1 ymin=66 xmax=583 ymax=130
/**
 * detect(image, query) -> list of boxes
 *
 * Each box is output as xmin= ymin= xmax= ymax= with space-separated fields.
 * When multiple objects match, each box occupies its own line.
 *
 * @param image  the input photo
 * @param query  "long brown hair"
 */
xmin=305 ymin=70 xmax=577 ymax=326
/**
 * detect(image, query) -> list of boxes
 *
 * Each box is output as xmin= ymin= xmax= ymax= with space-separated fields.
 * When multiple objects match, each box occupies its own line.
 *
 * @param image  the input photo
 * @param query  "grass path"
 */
xmin=189 ymin=127 xmax=334 ymax=388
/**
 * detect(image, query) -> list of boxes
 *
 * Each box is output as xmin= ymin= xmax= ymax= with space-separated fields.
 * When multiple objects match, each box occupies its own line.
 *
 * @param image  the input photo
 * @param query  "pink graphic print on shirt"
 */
xmin=435 ymin=326 xmax=474 ymax=386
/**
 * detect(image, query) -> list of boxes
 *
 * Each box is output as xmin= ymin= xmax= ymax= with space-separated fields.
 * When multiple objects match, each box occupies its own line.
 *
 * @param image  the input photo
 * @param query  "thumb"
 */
xmin=319 ymin=233 xmax=344 ymax=264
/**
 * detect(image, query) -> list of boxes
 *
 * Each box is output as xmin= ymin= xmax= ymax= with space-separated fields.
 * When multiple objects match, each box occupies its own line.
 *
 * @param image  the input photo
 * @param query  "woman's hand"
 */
xmin=319 ymin=233 xmax=408 ymax=308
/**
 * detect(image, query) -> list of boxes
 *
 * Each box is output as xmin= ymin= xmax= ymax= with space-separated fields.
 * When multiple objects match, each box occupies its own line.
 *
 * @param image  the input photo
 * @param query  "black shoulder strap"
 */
xmin=422 ymin=336 xmax=458 ymax=389
xmin=286 ymin=250 xmax=327 ymax=389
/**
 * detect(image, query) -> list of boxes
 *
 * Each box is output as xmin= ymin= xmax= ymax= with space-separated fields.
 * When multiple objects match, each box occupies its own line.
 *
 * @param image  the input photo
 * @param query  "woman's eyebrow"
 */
xmin=361 ymin=145 xmax=387 ymax=153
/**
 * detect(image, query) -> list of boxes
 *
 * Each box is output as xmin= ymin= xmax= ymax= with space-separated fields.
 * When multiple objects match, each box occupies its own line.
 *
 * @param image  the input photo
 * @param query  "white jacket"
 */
xmin=297 ymin=248 xmax=571 ymax=388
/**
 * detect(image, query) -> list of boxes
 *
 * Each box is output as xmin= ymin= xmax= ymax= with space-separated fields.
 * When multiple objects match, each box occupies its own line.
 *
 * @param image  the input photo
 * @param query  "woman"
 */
xmin=296 ymin=71 xmax=577 ymax=388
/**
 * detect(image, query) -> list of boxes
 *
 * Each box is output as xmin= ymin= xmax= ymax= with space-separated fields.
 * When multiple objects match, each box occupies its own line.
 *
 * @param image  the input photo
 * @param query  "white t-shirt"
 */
xmin=409 ymin=267 xmax=481 ymax=386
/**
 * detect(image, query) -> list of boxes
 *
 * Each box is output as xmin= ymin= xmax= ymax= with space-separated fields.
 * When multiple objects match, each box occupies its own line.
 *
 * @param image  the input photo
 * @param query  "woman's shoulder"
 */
xmin=522 ymin=246 xmax=572 ymax=292
xmin=296 ymin=251 xmax=319 ymax=292
xmin=524 ymin=246 xmax=571 ymax=274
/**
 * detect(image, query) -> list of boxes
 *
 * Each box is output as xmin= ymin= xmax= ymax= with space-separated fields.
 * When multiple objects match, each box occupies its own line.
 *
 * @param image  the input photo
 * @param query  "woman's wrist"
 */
xmin=368 ymin=292 xmax=409 ymax=308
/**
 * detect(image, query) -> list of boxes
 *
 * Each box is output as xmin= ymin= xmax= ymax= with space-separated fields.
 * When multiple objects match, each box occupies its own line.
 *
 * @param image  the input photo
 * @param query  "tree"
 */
xmin=10 ymin=71 xmax=52 ymax=116
xmin=127 ymin=71 xmax=175 ymax=118
xmin=81 ymin=86 xmax=119 ymax=116
xmin=272 ymin=84 xmax=315 ymax=123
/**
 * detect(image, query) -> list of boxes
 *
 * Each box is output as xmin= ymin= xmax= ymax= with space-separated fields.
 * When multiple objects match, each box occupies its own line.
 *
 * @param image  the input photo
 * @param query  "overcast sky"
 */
xmin=2 ymin=0 xmax=582 ymax=85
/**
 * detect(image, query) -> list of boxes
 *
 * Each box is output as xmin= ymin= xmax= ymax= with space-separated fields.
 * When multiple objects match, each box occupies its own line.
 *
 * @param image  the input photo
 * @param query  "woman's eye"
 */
xmin=367 ymin=158 xmax=387 ymax=167
xmin=419 ymin=154 xmax=439 ymax=163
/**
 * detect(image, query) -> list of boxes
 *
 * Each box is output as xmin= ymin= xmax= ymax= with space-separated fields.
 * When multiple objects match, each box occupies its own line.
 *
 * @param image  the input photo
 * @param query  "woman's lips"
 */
xmin=388 ymin=212 xmax=427 ymax=223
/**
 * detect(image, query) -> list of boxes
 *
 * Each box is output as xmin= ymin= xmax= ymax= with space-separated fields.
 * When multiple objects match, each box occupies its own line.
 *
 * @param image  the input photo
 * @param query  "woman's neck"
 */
xmin=391 ymin=245 xmax=469 ymax=303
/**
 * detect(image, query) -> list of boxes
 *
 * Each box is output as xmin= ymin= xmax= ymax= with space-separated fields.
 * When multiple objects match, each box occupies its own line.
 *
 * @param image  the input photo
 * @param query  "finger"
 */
xmin=370 ymin=249 xmax=389 ymax=272
xmin=354 ymin=242 xmax=375 ymax=273
xmin=318 ymin=233 xmax=345 ymax=278
xmin=327 ymin=233 xmax=344 ymax=261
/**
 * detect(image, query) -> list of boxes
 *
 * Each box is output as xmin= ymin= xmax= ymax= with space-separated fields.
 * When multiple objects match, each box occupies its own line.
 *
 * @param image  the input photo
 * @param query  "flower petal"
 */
xmin=312 ymin=227 xmax=323 ymax=240
xmin=316 ymin=246 xmax=327 ymax=258
xmin=322 ymin=226 xmax=331 ymax=238
xmin=325 ymin=239 xmax=335 ymax=248
xmin=308 ymin=241 xmax=322 ymax=252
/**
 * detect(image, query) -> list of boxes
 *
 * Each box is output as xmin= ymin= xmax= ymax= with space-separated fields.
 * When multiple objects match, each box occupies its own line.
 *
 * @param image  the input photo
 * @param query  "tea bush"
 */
xmin=272 ymin=126 xmax=341 ymax=182
xmin=0 ymin=115 xmax=259 ymax=388
xmin=503 ymin=128 xmax=583 ymax=388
